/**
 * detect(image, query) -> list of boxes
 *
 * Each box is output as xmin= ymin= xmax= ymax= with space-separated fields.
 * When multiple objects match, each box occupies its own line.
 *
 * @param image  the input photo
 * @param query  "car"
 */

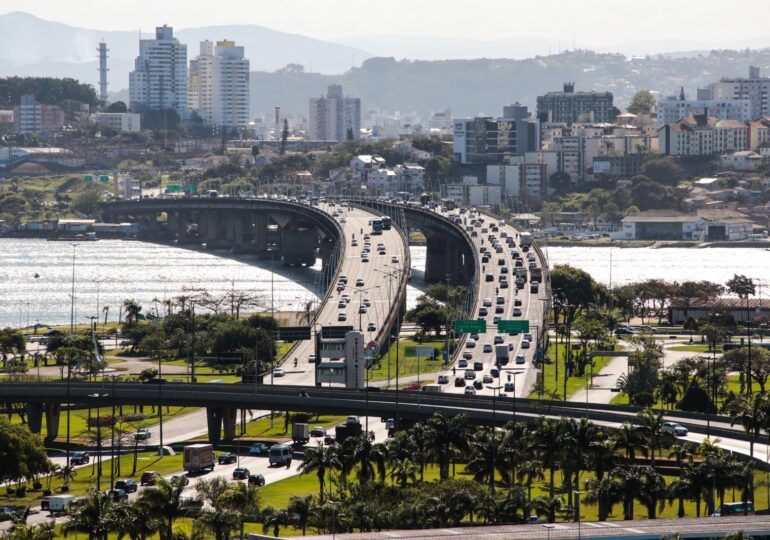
xmin=324 ymin=434 xmax=336 ymax=445
xmin=471 ymin=333 xmax=480 ymax=340
xmin=336 ymin=284 xmax=345 ymax=292
xmin=135 ymin=428 xmax=151 ymax=441
xmin=493 ymin=316 xmax=501 ymax=323
xmin=438 ymin=375 xmax=449 ymax=384
xmin=495 ymin=306 xmax=504 ymax=314
xmin=496 ymin=296 xmax=505 ymax=305
xmin=358 ymin=306 xmax=367 ymax=314
xmin=311 ymin=426 xmax=327 ymax=437
xmin=71 ymin=451 xmax=90 ymax=465
xmin=483 ymin=298 xmax=492 ymax=307
xmin=104 ymin=488 xmax=128 ymax=502
xmin=464 ymin=386 xmax=476 ymax=395
xmin=341 ymin=294 xmax=351 ymax=303
xmin=483 ymin=344 xmax=493 ymax=353
xmin=465 ymin=340 xmax=476 ymax=348
xmin=338 ymin=313 xmax=347 ymax=321
xmin=249 ymin=443 xmax=268 ymax=456
xmin=351 ymin=239 xmax=358 ymax=246
xmin=514 ymin=298 xmax=522 ymax=306
xmin=455 ymin=377 xmax=466 ymax=387
xmin=490 ymin=367 xmax=500 ymax=378
xmin=462 ymin=351 xmax=473 ymax=360
xmin=521 ymin=340 xmax=531 ymax=349
xmin=140 ymin=471 xmax=160 ymax=486
xmin=233 ymin=467 xmax=250 ymax=480
xmin=473 ymin=380 xmax=484 ymax=390
xmin=515 ymin=355 xmax=526 ymax=365
xmin=361 ymin=256 xmax=369 ymax=263
xmin=248 ymin=474 xmax=266 ymax=486
xmin=512 ymin=307 xmax=522 ymax=317
xmin=473 ymin=361 xmax=484 ymax=371
xmin=504 ymin=382 xmax=515 ymax=393
xmin=478 ymin=307 xmax=488 ymax=316
xmin=367 ymin=322 xmax=376 ymax=331
xmin=615 ymin=327 xmax=635 ymax=336
xmin=308 ymin=355 xmax=317 ymax=364
xmin=662 ymin=422 xmax=689 ymax=436
xmin=340 ymin=217 xmax=347 ymax=224
xmin=482 ymin=255 xmax=490 ymax=263
xmin=391 ymin=256 xmax=400 ymax=264
xmin=465 ymin=369 xmax=476 ymax=380
xmin=337 ymin=300 xmax=346 ymax=309
xmin=218 ymin=452 xmax=237 ymax=464
xmin=637 ymin=325 xmax=656 ymax=334
xmin=500 ymin=280 xmax=509 ymax=289
xmin=523 ymin=333 xmax=532 ymax=342
xmin=485 ymin=273 xmax=494 ymax=281
xmin=114 ymin=479 xmax=138 ymax=493
xmin=458 ymin=359 xmax=468 ymax=368
xmin=346 ymin=416 xmax=360 ymax=426
xmin=356 ymin=279 xmax=364 ymax=287
xmin=494 ymin=336 xmax=504 ymax=344
xmin=363 ymin=298 xmax=372 ymax=307
xmin=273 ymin=368 xmax=285 ymax=377
xmin=482 ymin=374 xmax=493 ymax=384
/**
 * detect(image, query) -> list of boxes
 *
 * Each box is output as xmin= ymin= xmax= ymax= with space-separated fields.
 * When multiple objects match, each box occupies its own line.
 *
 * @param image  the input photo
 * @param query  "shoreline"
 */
xmin=543 ymin=239 xmax=770 ymax=249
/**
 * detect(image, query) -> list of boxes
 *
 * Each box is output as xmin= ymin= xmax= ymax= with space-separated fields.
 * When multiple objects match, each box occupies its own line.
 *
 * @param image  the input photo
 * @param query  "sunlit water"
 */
xmin=0 ymin=239 xmax=430 ymax=328
xmin=545 ymin=246 xmax=770 ymax=290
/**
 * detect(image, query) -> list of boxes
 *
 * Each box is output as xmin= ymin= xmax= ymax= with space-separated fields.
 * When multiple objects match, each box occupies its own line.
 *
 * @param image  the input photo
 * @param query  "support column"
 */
xmin=206 ymin=407 xmax=223 ymax=445
xmin=424 ymin=235 xmax=449 ymax=283
xmin=222 ymin=408 xmax=237 ymax=442
xmin=27 ymin=403 xmax=43 ymax=434
xmin=44 ymin=403 xmax=61 ymax=442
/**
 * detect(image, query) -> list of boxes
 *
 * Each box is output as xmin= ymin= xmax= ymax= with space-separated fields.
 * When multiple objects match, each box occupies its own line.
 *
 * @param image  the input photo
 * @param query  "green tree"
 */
xmin=0 ymin=418 xmax=51 ymax=487
xmin=137 ymin=477 xmax=189 ymax=540
xmin=641 ymin=157 xmax=684 ymax=185
xmin=297 ymin=443 xmax=339 ymax=502
xmin=627 ymin=90 xmax=656 ymax=115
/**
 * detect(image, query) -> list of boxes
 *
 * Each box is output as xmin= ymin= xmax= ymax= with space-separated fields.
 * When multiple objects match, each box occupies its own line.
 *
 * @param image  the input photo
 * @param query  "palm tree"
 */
xmin=532 ymin=495 xmax=565 ymax=523
xmin=102 ymin=305 xmax=109 ymax=326
xmin=637 ymin=467 xmax=666 ymax=519
xmin=533 ymin=417 xmax=561 ymax=498
xmin=699 ymin=437 xmax=724 ymax=515
xmin=613 ymin=465 xmax=643 ymax=520
xmin=287 ymin=495 xmax=314 ymax=536
xmin=340 ymin=434 xmax=387 ymax=486
xmin=636 ymin=408 xmax=669 ymax=468
xmin=137 ymin=476 xmax=188 ymax=540
xmin=6 ymin=523 xmax=56 ymax=540
xmin=517 ymin=459 xmax=544 ymax=503
xmin=57 ymin=465 xmax=76 ymax=492
xmin=726 ymin=393 xmax=764 ymax=499
xmin=559 ymin=417 xmax=601 ymax=509
xmin=408 ymin=423 xmax=431 ymax=480
xmin=298 ymin=443 xmax=340 ymax=502
xmin=62 ymin=488 xmax=112 ymax=540
xmin=425 ymin=413 xmax=469 ymax=481
xmin=465 ymin=427 xmax=500 ymax=491
xmin=657 ymin=370 xmax=680 ymax=409
xmin=612 ymin=422 xmax=640 ymax=463
xmin=104 ymin=499 xmax=161 ymax=540
xmin=389 ymin=457 xmax=418 ymax=487
xmin=585 ymin=476 xmax=622 ymax=521
xmin=668 ymin=443 xmax=694 ymax=518
xmin=122 ymin=299 xmax=142 ymax=324
xmin=261 ymin=506 xmax=289 ymax=538
xmin=45 ymin=464 xmax=61 ymax=493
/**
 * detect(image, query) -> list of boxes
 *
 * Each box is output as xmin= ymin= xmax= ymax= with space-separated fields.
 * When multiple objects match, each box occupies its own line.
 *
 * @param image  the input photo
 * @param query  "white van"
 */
xmin=269 ymin=444 xmax=293 ymax=467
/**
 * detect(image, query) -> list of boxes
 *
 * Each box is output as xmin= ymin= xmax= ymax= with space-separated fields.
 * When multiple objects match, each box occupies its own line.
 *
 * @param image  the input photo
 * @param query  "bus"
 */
xmin=381 ymin=216 xmax=392 ymax=230
xmin=372 ymin=218 xmax=383 ymax=235
xmin=717 ymin=501 xmax=754 ymax=516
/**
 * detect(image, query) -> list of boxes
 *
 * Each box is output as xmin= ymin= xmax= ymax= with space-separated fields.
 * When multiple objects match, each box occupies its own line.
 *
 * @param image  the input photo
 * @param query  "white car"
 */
xmin=483 ymin=298 xmax=492 ymax=307
xmin=662 ymin=422 xmax=688 ymax=436
xmin=273 ymin=368 xmax=285 ymax=377
xmin=464 ymin=386 xmax=476 ymax=395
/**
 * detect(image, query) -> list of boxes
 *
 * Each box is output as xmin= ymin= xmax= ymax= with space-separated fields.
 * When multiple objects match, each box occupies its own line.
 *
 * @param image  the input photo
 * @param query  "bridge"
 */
xmin=3 ymin=382 xmax=754 ymax=449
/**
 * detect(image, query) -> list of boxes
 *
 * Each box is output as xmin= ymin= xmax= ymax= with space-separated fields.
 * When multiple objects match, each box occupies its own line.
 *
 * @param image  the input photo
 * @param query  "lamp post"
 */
xmin=88 ymin=392 xmax=109 ymax=492
xmin=66 ymin=243 xmax=78 ymax=469
xmin=486 ymin=384 xmax=503 ymax=495
xmin=110 ymin=376 xmax=117 ymax=490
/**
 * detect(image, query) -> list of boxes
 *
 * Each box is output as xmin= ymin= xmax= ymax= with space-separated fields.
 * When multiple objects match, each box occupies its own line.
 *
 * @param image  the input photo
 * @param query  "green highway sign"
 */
xmin=454 ymin=320 xmax=486 ymax=334
xmin=84 ymin=174 xmax=94 ymax=182
xmin=99 ymin=175 xmax=110 ymax=183
xmin=497 ymin=320 xmax=530 ymax=334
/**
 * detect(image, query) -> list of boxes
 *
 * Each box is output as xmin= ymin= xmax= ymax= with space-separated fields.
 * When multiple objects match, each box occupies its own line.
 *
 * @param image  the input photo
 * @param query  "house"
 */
xmin=721 ymin=150 xmax=764 ymax=171
xmin=620 ymin=209 xmax=754 ymax=241
xmin=393 ymin=163 xmax=425 ymax=193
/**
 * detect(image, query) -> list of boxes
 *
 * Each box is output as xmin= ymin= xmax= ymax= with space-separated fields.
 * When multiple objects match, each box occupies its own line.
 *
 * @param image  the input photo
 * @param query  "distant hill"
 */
xmin=0 ymin=11 xmax=373 ymax=90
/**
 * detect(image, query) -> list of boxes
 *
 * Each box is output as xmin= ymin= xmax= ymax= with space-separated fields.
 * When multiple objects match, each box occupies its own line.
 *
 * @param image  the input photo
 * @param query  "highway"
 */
xmin=429 ymin=206 xmax=547 ymax=399
xmin=275 ymin=201 xmax=408 ymax=387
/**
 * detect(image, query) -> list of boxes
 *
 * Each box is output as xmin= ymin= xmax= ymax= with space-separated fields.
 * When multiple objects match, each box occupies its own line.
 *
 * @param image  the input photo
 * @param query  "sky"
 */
xmin=2 ymin=0 xmax=770 ymax=48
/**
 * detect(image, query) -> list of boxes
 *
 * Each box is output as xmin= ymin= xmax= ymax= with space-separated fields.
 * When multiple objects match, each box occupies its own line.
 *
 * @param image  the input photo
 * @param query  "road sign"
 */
xmin=99 ymin=175 xmax=110 ymax=183
xmin=496 ymin=320 xmax=530 ymax=334
xmin=454 ymin=319 xmax=486 ymax=334
xmin=84 ymin=174 xmax=93 ymax=182
xmin=366 ymin=341 xmax=379 ymax=354
xmin=321 ymin=325 xmax=353 ymax=339
xmin=404 ymin=346 xmax=435 ymax=358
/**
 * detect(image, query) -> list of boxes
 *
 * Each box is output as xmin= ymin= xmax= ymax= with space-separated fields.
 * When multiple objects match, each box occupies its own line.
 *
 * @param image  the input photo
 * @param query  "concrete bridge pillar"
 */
xmin=45 ymin=404 xmax=61 ymax=441
xmin=424 ymin=236 xmax=450 ymax=283
xmin=27 ymin=403 xmax=43 ymax=435
xmin=222 ymin=408 xmax=237 ymax=441
xmin=206 ymin=407 xmax=223 ymax=444
xmin=281 ymin=227 xmax=318 ymax=266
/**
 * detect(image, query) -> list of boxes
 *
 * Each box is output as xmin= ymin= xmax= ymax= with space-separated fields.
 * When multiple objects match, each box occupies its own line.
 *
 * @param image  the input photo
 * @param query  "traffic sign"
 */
xmin=279 ymin=326 xmax=311 ymax=341
xmin=454 ymin=319 xmax=486 ymax=334
xmin=84 ymin=174 xmax=93 ymax=182
xmin=366 ymin=341 xmax=380 ymax=354
xmin=99 ymin=175 xmax=110 ymax=183
xmin=496 ymin=320 xmax=530 ymax=334
xmin=404 ymin=346 xmax=435 ymax=358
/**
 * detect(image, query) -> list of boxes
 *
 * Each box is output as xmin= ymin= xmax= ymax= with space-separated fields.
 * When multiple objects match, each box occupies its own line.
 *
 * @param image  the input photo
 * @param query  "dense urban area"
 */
xmin=5 ymin=8 xmax=770 ymax=540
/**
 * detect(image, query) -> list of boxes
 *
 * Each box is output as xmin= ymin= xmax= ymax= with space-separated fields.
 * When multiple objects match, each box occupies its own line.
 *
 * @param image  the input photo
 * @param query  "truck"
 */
xmin=335 ymin=422 xmax=363 ymax=445
xmin=496 ymin=345 xmax=510 ymax=366
xmin=530 ymin=267 xmax=543 ymax=282
xmin=292 ymin=422 xmax=310 ymax=444
xmin=519 ymin=231 xmax=533 ymax=247
xmin=47 ymin=495 xmax=75 ymax=513
xmin=421 ymin=383 xmax=443 ymax=393
xmin=183 ymin=443 xmax=216 ymax=474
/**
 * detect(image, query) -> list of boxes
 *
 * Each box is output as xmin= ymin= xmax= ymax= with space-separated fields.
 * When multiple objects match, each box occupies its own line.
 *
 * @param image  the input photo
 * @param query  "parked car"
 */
xmin=233 ymin=467 xmax=250 ymax=480
xmin=249 ymin=443 xmax=268 ymax=456
xmin=218 ymin=452 xmax=237 ymax=464
xmin=114 ymin=479 xmax=137 ymax=493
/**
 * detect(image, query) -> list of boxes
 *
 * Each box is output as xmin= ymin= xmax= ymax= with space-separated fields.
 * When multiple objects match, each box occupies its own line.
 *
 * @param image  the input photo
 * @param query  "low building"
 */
xmin=620 ymin=209 xmax=753 ymax=241
xmin=721 ymin=150 xmax=764 ymax=171
xmin=94 ymin=112 xmax=141 ymax=132
xmin=393 ymin=163 xmax=425 ymax=193
xmin=668 ymin=298 xmax=770 ymax=325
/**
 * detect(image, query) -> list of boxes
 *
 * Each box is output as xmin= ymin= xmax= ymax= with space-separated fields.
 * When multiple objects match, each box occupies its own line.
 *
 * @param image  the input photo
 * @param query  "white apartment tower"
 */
xmin=309 ymin=84 xmax=361 ymax=141
xmin=708 ymin=66 xmax=770 ymax=119
xmin=188 ymin=40 xmax=250 ymax=131
xmin=129 ymin=25 xmax=188 ymax=117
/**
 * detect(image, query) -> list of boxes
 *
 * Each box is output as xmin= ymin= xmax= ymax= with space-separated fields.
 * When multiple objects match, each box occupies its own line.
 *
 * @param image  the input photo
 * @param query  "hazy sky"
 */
xmin=2 ymin=0 xmax=770 ymax=47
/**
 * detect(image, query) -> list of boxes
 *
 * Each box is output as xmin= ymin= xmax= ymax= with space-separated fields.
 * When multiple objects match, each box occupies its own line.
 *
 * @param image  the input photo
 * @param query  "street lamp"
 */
xmin=87 ymin=392 xmax=109 ymax=492
xmin=486 ymin=384 xmax=503 ymax=495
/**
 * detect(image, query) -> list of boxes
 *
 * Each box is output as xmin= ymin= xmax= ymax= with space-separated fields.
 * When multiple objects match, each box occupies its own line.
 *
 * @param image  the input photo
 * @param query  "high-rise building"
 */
xmin=14 ymin=95 xmax=63 ymax=135
xmin=188 ymin=40 xmax=250 ymax=130
xmin=129 ymin=25 xmax=187 ymax=117
xmin=536 ymin=83 xmax=614 ymax=124
xmin=708 ymin=66 xmax=770 ymax=119
xmin=308 ymin=85 xmax=361 ymax=141
xmin=452 ymin=105 xmax=538 ymax=164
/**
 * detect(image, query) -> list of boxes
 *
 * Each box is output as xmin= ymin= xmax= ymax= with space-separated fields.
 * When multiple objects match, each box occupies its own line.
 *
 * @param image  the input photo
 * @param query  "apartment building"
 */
xmin=308 ymin=85 xmax=361 ymax=141
xmin=707 ymin=66 xmax=770 ymax=119
xmin=536 ymin=83 xmax=614 ymax=124
xmin=453 ymin=105 xmax=538 ymax=164
xmin=657 ymin=95 xmax=752 ymax=127
xmin=129 ymin=25 xmax=188 ymax=116
xmin=14 ymin=95 xmax=63 ymax=135
xmin=658 ymin=114 xmax=748 ymax=157
xmin=94 ymin=112 xmax=142 ymax=132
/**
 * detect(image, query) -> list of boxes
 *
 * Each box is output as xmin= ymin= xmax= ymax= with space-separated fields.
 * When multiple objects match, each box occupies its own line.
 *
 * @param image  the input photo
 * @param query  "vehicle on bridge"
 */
xmin=371 ymin=218 xmax=383 ymax=235
xmin=381 ymin=216 xmax=392 ymax=230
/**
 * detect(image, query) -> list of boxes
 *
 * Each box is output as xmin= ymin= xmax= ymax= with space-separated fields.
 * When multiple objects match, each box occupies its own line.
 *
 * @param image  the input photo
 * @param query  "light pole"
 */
xmin=486 ymin=384 xmax=503 ymax=495
xmin=66 ymin=243 xmax=78 ymax=469
xmin=88 ymin=392 xmax=109 ymax=492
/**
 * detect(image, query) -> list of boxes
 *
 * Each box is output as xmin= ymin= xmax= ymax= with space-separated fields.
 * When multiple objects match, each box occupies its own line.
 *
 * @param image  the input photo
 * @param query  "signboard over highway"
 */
xmin=280 ymin=326 xmax=311 ymax=341
xmin=454 ymin=320 xmax=486 ymax=334
xmin=497 ymin=320 xmax=530 ymax=334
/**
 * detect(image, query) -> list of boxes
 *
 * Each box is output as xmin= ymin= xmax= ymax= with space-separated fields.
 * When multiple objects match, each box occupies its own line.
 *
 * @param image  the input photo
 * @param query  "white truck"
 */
xmin=520 ymin=231 xmax=533 ymax=247
xmin=421 ymin=384 xmax=443 ymax=393
xmin=292 ymin=422 xmax=310 ymax=444
xmin=48 ymin=495 xmax=75 ymax=513
xmin=183 ymin=443 xmax=216 ymax=474
xmin=495 ymin=345 xmax=510 ymax=366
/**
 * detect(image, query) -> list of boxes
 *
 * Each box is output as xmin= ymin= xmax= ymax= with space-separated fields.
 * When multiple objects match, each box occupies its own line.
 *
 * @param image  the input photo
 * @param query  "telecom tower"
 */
xmin=97 ymin=41 xmax=108 ymax=102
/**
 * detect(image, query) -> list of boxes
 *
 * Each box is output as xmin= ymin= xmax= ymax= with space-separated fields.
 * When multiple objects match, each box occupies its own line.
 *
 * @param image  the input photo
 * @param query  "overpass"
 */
xmin=2 ymin=382 xmax=756 ymax=448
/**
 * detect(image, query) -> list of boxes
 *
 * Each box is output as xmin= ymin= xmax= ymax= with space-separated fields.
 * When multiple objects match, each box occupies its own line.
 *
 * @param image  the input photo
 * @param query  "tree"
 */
xmin=106 ymin=101 xmax=128 ymax=113
xmin=641 ymin=157 xmax=684 ymax=185
xmin=279 ymin=119 xmax=289 ymax=156
xmin=0 ymin=418 xmax=51 ymax=488
xmin=287 ymin=495 xmax=314 ymax=536
xmin=71 ymin=185 xmax=102 ymax=216
xmin=425 ymin=413 xmax=469 ymax=481
xmin=635 ymin=409 xmax=670 ymax=468
xmin=138 ymin=477 xmax=190 ymax=540
xmin=673 ymin=281 xmax=724 ymax=321
xmin=340 ymin=434 xmax=387 ymax=486
xmin=297 ymin=443 xmax=339 ymax=502
xmin=627 ymin=90 xmax=656 ymax=115
xmin=62 ymin=488 xmax=112 ymax=540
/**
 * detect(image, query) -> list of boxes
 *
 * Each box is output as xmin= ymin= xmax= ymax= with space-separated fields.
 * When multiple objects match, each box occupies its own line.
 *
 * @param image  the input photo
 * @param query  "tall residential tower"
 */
xmin=308 ymin=84 xmax=361 ymax=141
xmin=129 ymin=25 xmax=187 ymax=117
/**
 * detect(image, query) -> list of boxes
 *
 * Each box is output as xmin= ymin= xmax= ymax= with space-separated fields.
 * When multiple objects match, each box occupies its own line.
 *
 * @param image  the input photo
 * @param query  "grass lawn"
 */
xmin=528 ymin=342 xmax=616 ymax=399
xmin=668 ymin=344 xmax=724 ymax=353
xmin=368 ymin=339 xmax=448 ymax=383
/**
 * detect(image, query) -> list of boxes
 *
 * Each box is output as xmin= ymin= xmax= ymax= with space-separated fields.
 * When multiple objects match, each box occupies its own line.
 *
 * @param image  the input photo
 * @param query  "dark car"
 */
xmin=249 ymin=443 xmax=268 ymax=456
xmin=140 ymin=471 xmax=160 ymax=486
xmin=615 ymin=327 xmax=635 ymax=336
xmin=233 ymin=467 xmax=250 ymax=480
xmin=454 ymin=377 xmax=466 ymax=387
xmin=218 ymin=452 xmax=237 ymax=465
xmin=114 ymin=479 xmax=138 ymax=493
xmin=248 ymin=474 xmax=266 ymax=486
xmin=105 ymin=489 xmax=128 ymax=502
xmin=473 ymin=380 xmax=483 ymax=390
xmin=473 ymin=361 xmax=483 ymax=371
xmin=71 ymin=451 xmax=90 ymax=465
